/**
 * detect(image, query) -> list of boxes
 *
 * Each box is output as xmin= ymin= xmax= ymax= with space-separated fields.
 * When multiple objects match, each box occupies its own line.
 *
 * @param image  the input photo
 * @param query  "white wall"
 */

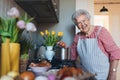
xmin=94 ymin=4 xmax=120 ymax=47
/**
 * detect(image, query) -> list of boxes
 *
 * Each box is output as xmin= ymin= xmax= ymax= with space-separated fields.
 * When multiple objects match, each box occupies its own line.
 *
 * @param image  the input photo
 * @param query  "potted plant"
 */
xmin=19 ymin=36 xmax=33 ymax=73
xmin=40 ymin=30 xmax=63 ymax=46
xmin=0 ymin=7 xmax=37 ymax=76
xmin=40 ymin=30 xmax=63 ymax=61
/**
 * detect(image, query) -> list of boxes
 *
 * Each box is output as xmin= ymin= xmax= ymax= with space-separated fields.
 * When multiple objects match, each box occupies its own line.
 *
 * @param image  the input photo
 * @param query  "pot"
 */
xmin=61 ymin=48 xmax=71 ymax=60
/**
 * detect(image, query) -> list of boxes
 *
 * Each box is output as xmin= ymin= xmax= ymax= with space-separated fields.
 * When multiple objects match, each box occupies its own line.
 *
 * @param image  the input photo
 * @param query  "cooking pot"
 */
xmin=61 ymin=48 xmax=71 ymax=60
xmin=54 ymin=47 xmax=71 ymax=60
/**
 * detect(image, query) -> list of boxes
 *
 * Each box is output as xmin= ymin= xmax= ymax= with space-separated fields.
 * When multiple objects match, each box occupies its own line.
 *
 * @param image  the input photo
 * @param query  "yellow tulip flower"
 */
xmin=52 ymin=31 xmax=55 ymax=35
xmin=40 ymin=30 xmax=63 ymax=46
xmin=60 ymin=32 xmax=63 ymax=36
xmin=45 ymin=30 xmax=49 ymax=35
xmin=58 ymin=32 xmax=63 ymax=37
xmin=40 ymin=32 xmax=44 ymax=36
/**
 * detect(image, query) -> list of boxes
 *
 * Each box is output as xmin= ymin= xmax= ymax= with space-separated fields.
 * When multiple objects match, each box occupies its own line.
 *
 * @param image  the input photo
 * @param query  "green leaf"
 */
xmin=27 ymin=17 xmax=34 ymax=22
xmin=0 ymin=31 xmax=11 ymax=37
xmin=20 ymin=53 xmax=29 ymax=60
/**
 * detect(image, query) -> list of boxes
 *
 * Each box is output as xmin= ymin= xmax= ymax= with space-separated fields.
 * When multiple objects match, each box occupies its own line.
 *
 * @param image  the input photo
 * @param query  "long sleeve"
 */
xmin=98 ymin=27 xmax=120 ymax=61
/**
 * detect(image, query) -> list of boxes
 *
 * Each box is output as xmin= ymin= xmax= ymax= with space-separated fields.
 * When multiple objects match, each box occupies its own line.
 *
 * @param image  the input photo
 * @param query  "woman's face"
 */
xmin=76 ymin=14 xmax=91 ymax=33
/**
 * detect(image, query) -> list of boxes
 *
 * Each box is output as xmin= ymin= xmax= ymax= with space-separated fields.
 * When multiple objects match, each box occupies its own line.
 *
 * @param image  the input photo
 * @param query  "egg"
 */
xmin=0 ymin=75 xmax=13 ymax=80
xmin=35 ymin=76 xmax=48 ymax=80
xmin=20 ymin=71 xmax=35 ymax=80
xmin=7 ymin=71 xmax=19 ymax=78
xmin=63 ymin=77 xmax=76 ymax=80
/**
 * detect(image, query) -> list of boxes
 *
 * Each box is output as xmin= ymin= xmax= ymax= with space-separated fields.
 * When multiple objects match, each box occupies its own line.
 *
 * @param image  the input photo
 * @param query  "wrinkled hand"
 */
xmin=107 ymin=72 xmax=116 ymax=80
xmin=57 ymin=41 xmax=67 ymax=48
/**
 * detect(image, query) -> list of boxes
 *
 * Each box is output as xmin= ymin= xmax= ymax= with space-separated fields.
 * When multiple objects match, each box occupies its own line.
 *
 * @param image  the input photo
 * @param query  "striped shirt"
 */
xmin=71 ymin=26 xmax=120 ymax=61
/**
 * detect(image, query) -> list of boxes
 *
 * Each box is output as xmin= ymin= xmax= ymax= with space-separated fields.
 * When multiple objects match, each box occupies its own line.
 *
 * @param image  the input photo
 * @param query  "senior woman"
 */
xmin=58 ymin=9 xmax=120 ymax=80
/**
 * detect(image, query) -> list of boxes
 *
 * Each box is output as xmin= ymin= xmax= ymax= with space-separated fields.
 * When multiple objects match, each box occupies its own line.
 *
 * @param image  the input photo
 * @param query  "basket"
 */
xmin=19 ymin=59 xmax=28 ymax=73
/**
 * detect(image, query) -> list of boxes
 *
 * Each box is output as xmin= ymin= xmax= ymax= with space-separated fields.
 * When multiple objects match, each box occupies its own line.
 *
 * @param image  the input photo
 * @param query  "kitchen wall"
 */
xmin=37 ymin=0 xmax=76 ymax=46
xmin=94 ymin=4 xmax=120 ymax=47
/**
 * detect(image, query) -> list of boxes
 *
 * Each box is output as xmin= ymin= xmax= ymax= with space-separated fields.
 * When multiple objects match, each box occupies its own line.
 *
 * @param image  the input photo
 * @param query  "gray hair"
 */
xmin=72 ymin=9 xmax=91 ymax=24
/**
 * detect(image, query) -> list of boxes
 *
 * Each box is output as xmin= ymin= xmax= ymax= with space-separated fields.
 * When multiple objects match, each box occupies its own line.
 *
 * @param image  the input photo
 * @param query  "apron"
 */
xmin=77 ymin=27 xmax=110 ymax=80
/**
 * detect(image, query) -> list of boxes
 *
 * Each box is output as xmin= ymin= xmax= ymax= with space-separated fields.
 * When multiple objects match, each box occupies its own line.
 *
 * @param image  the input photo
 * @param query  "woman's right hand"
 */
xmin=57 ymin=41 xmax=67 ymax=48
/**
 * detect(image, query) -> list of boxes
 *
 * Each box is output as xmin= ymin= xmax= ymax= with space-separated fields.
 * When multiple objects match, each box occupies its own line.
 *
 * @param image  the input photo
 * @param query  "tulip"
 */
xmin=40 ymin=30 xmax=63 ymax=46
xmin=60 ymin=32 xmax=64 ymax=36
xmin=17 ymin=20 xmax=26 ymax=29
xmin=40 ymin=32 xmax=44 ymax=36
xmin=25 ymin=22 xmax=37 ymax=32
xmin=58 ymin=32 xmax=61 ymax=37
xmin=45 ymin=30 xmax=49 ymax=35
xmin=7 ymin=7 xmax=20 ymax=18
xmin=51 ymin=31 xmax=55 ymax=35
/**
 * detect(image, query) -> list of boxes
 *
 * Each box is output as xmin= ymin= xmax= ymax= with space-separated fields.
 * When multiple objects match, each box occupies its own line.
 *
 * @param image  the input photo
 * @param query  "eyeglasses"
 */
xmin=75 ymin=19 xmax=89 ymax=26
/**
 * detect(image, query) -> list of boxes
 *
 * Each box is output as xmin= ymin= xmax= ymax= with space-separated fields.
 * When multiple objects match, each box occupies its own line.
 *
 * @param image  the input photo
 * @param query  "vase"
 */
xmin=45 ymin=46 xmax=55 ymax=61
xmin=9 ymin=43 xmax=20 ymax=72
xmin=0 ymin=43 xmax=11 ymax=77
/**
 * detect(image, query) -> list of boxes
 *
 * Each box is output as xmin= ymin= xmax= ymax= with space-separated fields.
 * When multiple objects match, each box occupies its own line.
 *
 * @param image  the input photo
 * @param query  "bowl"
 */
xmin=30 ymin=66 xmax=50 ymax=76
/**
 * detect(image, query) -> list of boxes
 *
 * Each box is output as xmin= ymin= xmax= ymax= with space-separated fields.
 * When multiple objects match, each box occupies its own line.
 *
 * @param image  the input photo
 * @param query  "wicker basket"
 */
xmin=19 ymin=59 xmax=28 ymax=73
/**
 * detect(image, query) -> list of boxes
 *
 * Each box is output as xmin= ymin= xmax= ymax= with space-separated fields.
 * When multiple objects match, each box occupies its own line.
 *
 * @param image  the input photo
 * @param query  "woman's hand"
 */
xmin=57 ymin=41 xmax=67 ymax=48
xmin=107 ymin=71 xmax=117 ymax=80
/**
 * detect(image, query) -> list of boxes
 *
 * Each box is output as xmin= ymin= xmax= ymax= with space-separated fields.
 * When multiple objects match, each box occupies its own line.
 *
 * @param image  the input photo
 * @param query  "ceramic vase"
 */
xmin=9 ymin=43 xmax=20 ymax=72
xmin=1 ymin=43 xmax=11 ymax=77
xmin=45 ymin=46 xmax=55 ymax=61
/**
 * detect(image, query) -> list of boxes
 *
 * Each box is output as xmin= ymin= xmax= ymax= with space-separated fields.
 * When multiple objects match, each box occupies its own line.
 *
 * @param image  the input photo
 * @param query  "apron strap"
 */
xmin=96 ymin=27 xmax=102 ymax=38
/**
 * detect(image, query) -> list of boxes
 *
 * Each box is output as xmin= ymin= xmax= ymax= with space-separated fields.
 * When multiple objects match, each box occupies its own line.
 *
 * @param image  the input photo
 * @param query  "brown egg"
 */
xmin=20 ymin=71 xmax=35 ymax=80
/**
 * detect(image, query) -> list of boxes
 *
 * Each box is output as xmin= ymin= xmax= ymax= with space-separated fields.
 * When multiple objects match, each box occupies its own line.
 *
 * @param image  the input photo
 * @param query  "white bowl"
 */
xmin=30 ymin=67 xmax=50 ymax=76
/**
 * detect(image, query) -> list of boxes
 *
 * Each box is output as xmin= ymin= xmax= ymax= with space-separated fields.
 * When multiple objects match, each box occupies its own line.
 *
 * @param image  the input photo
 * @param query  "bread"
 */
xmin=57 ymin=66 xmax=83 ymax=80
xmin=29 ymin=60 xmax=51 ymax=67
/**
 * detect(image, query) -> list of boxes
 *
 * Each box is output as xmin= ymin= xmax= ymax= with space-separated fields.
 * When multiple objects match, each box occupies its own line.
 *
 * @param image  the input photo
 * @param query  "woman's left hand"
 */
xmin=108 ymin=72 xmax=117 ymax=80
xmin=57 ymin=41 xmax=67 ymax=48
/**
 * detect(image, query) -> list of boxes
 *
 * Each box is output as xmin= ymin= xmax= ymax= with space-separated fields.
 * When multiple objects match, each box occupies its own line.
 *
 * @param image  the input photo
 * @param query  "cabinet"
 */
xmin=15 ymin=0 xmax=59 ymax=23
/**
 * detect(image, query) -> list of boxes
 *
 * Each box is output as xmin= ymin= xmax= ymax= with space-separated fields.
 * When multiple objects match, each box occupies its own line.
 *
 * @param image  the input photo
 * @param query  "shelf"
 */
xmin=15 ymin=0 xmax=59 ymax=23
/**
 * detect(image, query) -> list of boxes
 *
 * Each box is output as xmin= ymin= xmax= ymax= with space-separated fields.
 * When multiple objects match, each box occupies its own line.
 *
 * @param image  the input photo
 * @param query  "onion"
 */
xmin=20 ymin=71 xmax=35 ymax=80
xmin=0 ymin=75 xmax=13 ymax=80
xmin=7 ymin=71 xmax=19 ymax=78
